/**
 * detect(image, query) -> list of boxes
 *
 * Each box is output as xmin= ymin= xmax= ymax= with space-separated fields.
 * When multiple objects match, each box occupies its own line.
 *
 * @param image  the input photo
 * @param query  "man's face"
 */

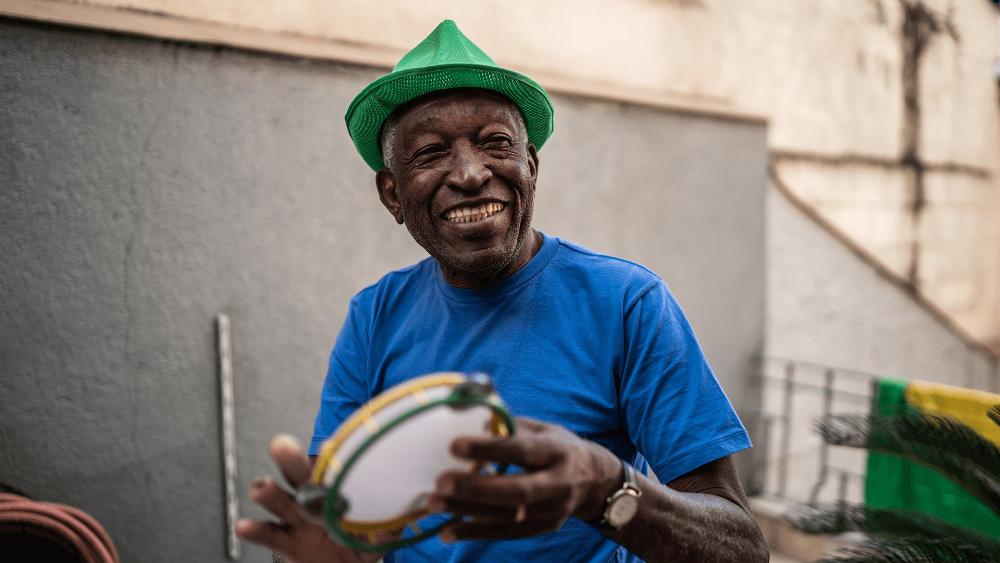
xmin=376 ymin=89 xmax=539 ymax=282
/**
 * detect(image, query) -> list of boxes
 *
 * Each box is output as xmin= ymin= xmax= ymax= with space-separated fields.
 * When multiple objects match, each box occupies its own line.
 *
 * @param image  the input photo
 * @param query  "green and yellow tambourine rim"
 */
xmin=310 ymin=373 xmax=515 ymax=552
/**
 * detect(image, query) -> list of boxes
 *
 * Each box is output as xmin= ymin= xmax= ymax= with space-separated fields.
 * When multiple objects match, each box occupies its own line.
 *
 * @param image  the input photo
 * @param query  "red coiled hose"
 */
xmin=0 ymin=492 xmax=119 ymax=563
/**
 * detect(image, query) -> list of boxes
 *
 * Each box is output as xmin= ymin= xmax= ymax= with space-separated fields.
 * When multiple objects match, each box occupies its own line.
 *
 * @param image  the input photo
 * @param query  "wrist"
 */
xmin=575 ymin=447 xmax=625 ymax=521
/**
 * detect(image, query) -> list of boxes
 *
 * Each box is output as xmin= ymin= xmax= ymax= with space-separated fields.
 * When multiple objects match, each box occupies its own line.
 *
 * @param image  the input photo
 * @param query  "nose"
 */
xmin=443 ymin=140 xmax=491 ymax=192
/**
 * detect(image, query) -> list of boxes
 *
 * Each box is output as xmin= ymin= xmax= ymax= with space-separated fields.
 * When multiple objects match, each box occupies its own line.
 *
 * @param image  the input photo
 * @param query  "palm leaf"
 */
xmin=787 ymin=503 xmax=1000 ymax=556
xmin=819 ymin=535 xmax=999 ymax=563
xmin=816 ymin=412 xmax=1000 ymax=514
xmin=988 ymin=405 xmax=1000 ymax=428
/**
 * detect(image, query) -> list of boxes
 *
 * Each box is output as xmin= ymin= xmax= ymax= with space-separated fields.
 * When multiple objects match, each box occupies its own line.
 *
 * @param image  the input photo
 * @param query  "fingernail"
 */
xmin=271 ymin=434 xmax=301 ymax=451
xmin=251 ymin=477 xmax=267 ymax=489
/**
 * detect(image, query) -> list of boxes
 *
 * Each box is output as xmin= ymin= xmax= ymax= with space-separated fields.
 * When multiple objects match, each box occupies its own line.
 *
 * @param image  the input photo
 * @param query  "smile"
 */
xmin=444 ymin=202 xmax=506 ymax=224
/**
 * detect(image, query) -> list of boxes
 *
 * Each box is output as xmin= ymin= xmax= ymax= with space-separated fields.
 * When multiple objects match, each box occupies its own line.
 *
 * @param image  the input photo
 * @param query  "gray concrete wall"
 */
xmin=0 ymin=20 xmax=766 ymax=562
xmin=767 ymin=187 xmax=998 ymax=392
xmin=762 ymin=185 xmax=999 ymax=506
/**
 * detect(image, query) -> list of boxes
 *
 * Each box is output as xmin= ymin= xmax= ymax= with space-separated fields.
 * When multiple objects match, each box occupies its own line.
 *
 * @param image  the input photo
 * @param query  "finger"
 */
xmin=249 ymin=476 xmax=302 ymax=525
xmin=269 ymin=434 xmax=311 ymax=488
xmin=436 ymin=471 xmax=571 ymax=507
xmin=440 ymin=517 xmax=565 ymax=542
xmin=428 ymin=494 xmax=568 ymax=522
xmin=513 ymin=417 xmax=549 ymax=432
xmin=451 ymin=435 xmax=561 ymax=468
xmin=235 ymin=518 xmax=293 ymax=552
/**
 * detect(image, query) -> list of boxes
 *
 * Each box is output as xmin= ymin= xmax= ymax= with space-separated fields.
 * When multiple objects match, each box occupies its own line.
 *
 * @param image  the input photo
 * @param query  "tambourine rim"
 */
xmin=324 ymin=390 xmax=515 ymax=551
xmin=310 ymin=372 xmax=467 ymax=485
xmin=328 ymin=397 xmax=469 ymax=541
xmin=310 ymin=372 xmax=515 ymax=548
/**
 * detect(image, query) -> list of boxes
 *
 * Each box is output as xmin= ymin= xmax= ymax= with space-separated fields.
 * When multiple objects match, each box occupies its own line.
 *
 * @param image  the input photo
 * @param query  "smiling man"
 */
xmin=237 ymin=20 xmax=768 ymax=563
xmin=375 ymin=88 xmax=541 ymax=289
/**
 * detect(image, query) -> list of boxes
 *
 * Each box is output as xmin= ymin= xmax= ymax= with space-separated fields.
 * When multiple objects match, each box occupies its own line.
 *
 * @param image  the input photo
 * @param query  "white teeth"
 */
xmin=445 ymin=202 xmax=505 ymax=222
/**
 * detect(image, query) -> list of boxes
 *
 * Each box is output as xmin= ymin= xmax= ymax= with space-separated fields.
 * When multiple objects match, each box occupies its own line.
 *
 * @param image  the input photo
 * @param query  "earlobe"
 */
xmin=375 ymin=169 xmax=404 ymax=225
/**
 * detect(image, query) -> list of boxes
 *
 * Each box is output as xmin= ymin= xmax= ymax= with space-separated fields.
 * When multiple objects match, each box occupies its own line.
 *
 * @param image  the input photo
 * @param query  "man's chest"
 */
xmin=365 ymin=293 xmax=626 ymax=440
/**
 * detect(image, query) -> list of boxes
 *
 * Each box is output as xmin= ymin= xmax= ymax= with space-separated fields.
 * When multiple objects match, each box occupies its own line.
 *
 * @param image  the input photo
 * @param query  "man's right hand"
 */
xmin=236 ymin=435 xmax=382 ymax=563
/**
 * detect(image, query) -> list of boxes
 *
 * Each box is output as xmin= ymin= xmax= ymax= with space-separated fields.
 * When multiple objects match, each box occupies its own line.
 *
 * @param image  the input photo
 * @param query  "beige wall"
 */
xmin=10 ymin=0 xmax=1000 ymax=343
xmin=64 ymin=0 xmax=991 ymax=155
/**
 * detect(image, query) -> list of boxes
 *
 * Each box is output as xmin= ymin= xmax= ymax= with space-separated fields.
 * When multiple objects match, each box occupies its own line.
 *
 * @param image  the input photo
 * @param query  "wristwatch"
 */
xmin=600 ymin=459 xmax=642 ymax=529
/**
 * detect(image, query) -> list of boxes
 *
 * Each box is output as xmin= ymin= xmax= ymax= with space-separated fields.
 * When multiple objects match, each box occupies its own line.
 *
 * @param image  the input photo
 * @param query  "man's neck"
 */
xmin=440 ymin=229 xmax=542 ymax=290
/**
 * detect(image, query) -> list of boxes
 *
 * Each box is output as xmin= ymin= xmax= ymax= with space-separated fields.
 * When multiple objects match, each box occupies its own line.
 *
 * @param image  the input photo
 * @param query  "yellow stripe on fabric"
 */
xmin=904 ymin=380 xmax=1000 ymax=447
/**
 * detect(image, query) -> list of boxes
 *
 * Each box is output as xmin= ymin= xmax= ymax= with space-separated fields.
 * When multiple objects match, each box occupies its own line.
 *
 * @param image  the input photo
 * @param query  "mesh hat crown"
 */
xmin=345 ymin=20 xmax=555 ymax=171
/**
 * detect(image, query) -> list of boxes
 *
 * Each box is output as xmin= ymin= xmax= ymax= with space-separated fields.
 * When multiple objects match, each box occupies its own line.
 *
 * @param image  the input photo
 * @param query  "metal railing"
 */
xmin=750 ymin=356 xmax=877 ymax=506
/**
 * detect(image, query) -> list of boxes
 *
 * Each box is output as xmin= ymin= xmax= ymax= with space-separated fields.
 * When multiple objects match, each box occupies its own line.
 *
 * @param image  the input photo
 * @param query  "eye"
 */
xmin=481 ymin=135 xmax=513 ymax=150
xmin=410 ymin=144 xmax=447 ymax=164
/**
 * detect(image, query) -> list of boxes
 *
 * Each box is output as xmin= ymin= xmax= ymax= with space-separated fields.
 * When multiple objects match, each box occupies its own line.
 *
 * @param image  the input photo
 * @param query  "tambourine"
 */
xmin=296 ymin=372 xmax=515 ymax=552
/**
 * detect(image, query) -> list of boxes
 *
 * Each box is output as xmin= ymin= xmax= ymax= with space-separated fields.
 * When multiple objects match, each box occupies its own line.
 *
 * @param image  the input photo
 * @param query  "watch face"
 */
xmin=607 ymin=493 xmax=639 ymax=527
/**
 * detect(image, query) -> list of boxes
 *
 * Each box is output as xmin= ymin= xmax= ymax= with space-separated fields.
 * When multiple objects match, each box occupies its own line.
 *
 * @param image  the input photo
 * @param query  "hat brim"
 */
xmin=345 ymin=63 xmax=555 ymax=171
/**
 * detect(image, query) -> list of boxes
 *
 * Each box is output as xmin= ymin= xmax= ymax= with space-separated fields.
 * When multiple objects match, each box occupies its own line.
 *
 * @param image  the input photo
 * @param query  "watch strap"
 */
xmin=621 ymin=459 xmax=637 ymax=490
xmin=598 ymin=459 xmax=641 ymax=529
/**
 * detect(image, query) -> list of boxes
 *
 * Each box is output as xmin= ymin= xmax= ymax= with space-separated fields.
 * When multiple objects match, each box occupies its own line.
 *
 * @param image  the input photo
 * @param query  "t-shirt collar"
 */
xmin=434 ymin=232 xmax=559 ymax=303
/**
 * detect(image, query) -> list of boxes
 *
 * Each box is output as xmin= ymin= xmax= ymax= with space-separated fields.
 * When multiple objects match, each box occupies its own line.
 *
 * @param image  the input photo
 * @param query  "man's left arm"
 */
xmin=601 ymin=453 xmax=767 ymax=562
xmin=432 ymin=417 xmax=768 ymax=563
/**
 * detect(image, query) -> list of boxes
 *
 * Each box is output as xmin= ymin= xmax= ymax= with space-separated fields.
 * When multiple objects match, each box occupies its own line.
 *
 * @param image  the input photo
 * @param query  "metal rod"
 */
xmin=777 ymin=362 xmax=794 ymax=498
xmin=757 ymin=415 xmax=772 ymax=496
xmin=835 ymin=469 xmax=851 ymax=529
xmin=762 ymin=355 xmax=896 ymax=381
xmin=756 ymin=375 xmax=870 ymax=400
xmin=838 ymin=469 xmax=850 ymax=507
xmin=217 ymin=314 xmax=241 ymax=560
xmin=808 ymin=369 xmax=835 ymax=505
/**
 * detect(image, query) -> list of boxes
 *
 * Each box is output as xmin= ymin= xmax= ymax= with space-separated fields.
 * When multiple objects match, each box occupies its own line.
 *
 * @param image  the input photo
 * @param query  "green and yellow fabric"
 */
xmin=867 ymin=378 xmax=1000 ymax=536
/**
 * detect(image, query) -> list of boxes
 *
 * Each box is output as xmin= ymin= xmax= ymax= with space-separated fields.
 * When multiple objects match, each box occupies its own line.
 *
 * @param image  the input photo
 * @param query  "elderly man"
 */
xmin=237 ymin=20 xmax=768 ymax=563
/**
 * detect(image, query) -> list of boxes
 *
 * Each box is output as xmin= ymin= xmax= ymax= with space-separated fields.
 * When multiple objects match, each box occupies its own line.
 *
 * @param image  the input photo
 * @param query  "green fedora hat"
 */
xmin=345 ymin=19 xmax=555 ymax=171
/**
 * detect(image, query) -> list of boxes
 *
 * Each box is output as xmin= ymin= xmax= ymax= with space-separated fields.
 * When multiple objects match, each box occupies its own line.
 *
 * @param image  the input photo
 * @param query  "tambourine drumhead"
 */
xmin=311 ymin=373 xmax=510 ymax=533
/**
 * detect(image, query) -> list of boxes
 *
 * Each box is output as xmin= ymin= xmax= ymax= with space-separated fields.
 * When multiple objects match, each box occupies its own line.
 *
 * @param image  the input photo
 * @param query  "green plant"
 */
xmin=786 ymin=407 xmax=1000 ymax=562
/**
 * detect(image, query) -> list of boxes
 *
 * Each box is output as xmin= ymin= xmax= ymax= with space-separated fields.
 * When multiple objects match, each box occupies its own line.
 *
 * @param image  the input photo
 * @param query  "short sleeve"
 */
xmin=308 ymin=296 xmax=371 ymax=456
xmin=619 ymin=281 xmax=751 ymax=483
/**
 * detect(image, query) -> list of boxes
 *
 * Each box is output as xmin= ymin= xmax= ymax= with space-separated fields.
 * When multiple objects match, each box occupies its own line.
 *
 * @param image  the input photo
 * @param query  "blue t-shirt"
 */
xmin=310 ymin=233 xmax=750 ymax=562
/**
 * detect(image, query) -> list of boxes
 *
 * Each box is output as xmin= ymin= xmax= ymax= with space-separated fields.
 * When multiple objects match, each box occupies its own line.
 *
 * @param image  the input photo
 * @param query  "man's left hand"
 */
xmin=430 ymin=417 xmax=622 ymax=541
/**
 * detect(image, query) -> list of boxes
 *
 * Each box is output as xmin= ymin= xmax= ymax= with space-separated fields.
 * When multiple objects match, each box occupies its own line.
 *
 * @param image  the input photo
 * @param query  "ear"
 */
xmin=376 ymin=169 xmax=405 ymax=224
xmin=526 ymin=143 xmax=539 ymax=187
